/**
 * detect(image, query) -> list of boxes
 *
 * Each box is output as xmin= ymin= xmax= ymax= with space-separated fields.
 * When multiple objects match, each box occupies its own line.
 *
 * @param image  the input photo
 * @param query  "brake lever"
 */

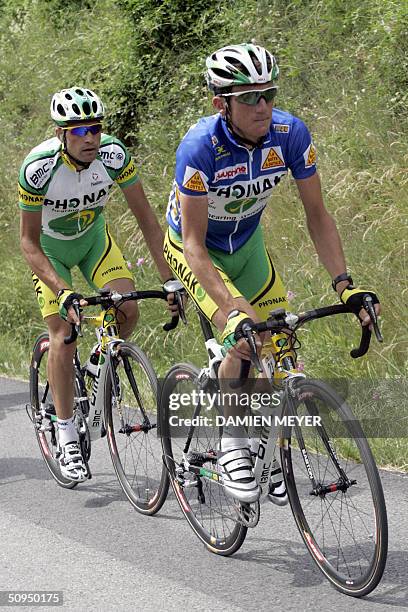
xmin=363 ymin=294 xmax=383 ymax=343
xmin=242 ymin=323 xmax=262 ymax=373
xmin=63 ymin=300 xmax=83 ymax=345
xmin=175 ymin=290 xmax=187 ymax=325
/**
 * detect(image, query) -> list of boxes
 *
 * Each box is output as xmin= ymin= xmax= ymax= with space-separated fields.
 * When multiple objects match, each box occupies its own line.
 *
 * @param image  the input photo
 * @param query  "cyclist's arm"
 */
xmin=295 ymin=172 xmax=380 ymax=318
xmin=20 ymin=210 xmax=68 ymax=295
xmin=122 ymin=181 xmax=173 ymax=282
xmin=181 ymin=192 xmax=244 ymax=319
xmin=296 ymin=172 xmax=349 ymax=294
xmin=181 ymin=193 xmax=260 ymax=365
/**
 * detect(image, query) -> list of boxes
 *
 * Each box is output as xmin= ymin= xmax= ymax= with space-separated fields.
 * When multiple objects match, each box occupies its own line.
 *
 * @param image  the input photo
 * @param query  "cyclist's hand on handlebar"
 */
xmin=340 ymin=286 xmax=380 ymax=327
xmin=165 ymin=291 xmax=187 ymax=315
xmin=221 ymin=311 xmax=261 ymax=359
xmin=57 ymin=289 xmax=84 ymax=324
xmin=162 ymin=278 xmax=187 ymax=324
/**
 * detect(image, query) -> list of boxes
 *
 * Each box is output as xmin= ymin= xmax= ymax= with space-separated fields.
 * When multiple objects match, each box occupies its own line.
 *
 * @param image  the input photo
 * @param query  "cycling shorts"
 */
xmin=163 ymin=225 xmax=288 ymax=321
xmin=32 ymin=214 xmax=133 ymax=318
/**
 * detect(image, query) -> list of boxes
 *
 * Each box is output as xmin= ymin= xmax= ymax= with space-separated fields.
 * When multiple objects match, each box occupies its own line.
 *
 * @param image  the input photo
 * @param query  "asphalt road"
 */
xmin=1 ymin=376 xmax=407 ymax=611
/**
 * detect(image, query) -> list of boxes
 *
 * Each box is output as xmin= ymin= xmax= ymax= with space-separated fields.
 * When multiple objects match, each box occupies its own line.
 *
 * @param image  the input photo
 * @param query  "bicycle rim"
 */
xmin=281 ymin=379 xmax=388 ymax=596
xmin=160 ymin=363 xmax=247 ymax=555
xmin=104 ymin=342 xmax=169 ymax=515
xmin=30 ymin=333 xmax=77 ymax=489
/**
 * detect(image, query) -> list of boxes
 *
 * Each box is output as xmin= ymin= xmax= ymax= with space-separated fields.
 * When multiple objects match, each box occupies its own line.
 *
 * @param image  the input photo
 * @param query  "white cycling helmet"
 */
xmin=206 ymin=43 xmax=279 ymax=92
xmin=50 ymin=87 xmax=105 ymax=126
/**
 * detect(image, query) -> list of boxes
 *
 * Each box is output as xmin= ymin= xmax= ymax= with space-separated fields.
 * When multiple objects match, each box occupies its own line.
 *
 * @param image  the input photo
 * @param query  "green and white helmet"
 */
xmin=50 ymin=87 xmax=105 ymax=126
xmin=206 ymin=43 xmax=279 ymax=92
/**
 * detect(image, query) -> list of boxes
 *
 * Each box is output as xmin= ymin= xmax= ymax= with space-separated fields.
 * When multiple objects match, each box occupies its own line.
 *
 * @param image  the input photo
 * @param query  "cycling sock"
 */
xmin=57 ymin=416 xmax=78 ymax=447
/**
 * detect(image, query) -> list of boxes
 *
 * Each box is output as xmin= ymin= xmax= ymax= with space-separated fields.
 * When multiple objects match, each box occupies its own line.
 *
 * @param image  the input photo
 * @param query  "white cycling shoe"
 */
xmin=218 ymin=446 xmax=261 ymax=504
xmin=268 ymin=458 xmax=288 ymax=506
xmin=59 ymin=441 xmax=88 ymax=482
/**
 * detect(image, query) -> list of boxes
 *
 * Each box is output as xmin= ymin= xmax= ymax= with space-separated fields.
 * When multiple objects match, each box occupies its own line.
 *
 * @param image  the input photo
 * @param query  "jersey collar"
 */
xmin=61 ymin=149 xmax=79 ymax=172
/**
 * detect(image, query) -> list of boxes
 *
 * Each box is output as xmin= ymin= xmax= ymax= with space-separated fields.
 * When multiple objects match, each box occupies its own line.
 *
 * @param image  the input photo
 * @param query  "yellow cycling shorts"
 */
xmin=33 ymin=215 xmax=133 ymax=318
xmin=163 ymin=225 xmax=288 ymax=322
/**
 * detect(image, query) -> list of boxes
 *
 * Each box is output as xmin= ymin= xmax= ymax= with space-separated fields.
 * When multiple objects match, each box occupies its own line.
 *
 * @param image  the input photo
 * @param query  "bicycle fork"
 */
xmin=285 ymin=391 xmax=357 ymax=497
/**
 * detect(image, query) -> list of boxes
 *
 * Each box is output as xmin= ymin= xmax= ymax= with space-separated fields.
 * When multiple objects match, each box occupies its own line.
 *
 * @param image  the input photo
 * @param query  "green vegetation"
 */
xmin=0 ymin=0 xmax=406 ymax=465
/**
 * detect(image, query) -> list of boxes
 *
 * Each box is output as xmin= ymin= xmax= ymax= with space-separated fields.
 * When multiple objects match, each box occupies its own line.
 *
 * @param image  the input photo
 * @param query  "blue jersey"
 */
xmin=166 ymin=108 xmax=317 ymax=254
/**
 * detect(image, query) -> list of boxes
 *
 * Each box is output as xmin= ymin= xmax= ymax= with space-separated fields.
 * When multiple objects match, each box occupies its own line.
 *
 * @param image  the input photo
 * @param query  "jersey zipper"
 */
xmin=77 ymin=169 xmax=82 ymax=232
xmin=228 ymin=147 xmax=254 ymax=254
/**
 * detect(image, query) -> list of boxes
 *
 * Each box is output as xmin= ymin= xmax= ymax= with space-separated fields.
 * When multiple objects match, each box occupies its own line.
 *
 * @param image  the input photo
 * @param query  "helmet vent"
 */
xmin=92 ymin=101 xmax=98 ymax=112
xmin=75 ymin=88 xmax=84 ymax=96
xmin=86 ymin=90 xmax=94 ymax=97
xmin=57 ymin=104 xmax=66 ymax=116
xmin=65 ymin=93 xmax=73 ymax=100
xmin=212 ymin=67 xmax=236 ymax=80
xmin=226 ymin=56 xmax=250 ymax=76
xmin=248 ymin=49 xmax=262 ymax=75
xmin=72 ymin=103 xmax=81 ymax=115
xmin=83 ymin=101 xmax=91 ymax=114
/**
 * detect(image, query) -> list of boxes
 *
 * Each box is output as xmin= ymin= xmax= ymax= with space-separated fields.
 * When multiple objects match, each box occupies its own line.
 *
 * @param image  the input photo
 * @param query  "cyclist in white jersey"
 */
xmin=164 ymin=44 xmax=380 ymax=504
xmin=19 ymin=87 xmax=175 ymax=481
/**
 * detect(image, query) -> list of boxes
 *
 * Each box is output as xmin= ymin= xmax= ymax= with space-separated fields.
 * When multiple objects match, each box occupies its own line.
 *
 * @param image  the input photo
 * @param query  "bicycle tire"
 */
xmin=281 ymin=378 xmax=388 ymax=597
xmin=30 ymin=332 xmax=78 ymax=489
xmin=104 ymin=341 xmax=169 ymax=515
xmin=159 ymin=363 xmax=247 ymax=555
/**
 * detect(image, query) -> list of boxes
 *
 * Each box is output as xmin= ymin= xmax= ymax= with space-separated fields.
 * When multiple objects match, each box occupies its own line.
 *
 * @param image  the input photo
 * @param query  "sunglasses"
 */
xmin=63 ymin=124 xmax=103 ymax=136
xmin=222 ymin=86 xmax=278 ymax=106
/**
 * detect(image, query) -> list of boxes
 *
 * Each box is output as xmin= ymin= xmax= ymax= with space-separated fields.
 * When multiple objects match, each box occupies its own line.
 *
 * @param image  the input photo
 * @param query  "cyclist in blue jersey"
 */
xmin=20 ymin=87 xmax=175 ymax=481
xmin=164 ymin=44 xmax=380 ymax=504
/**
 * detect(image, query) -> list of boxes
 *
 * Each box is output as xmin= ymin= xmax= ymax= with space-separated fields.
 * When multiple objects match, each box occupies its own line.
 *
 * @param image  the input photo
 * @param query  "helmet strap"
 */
xmin=61 ymin=131 xmax=91 ymax=170
xmin=223 ymin=100 xmax=266 ymax=149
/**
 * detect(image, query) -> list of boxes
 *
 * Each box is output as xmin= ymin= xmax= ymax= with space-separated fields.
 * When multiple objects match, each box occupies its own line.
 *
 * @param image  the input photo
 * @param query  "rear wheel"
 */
xmin=104 ymin=342 xmax=168 ymax=515
xmin=159 ymin=363 xmax=247 ymax=555
xmin=281 ymin=378 xmax=388 ymax=597
xmin=30 ymin=333 xmax=78 ymax=489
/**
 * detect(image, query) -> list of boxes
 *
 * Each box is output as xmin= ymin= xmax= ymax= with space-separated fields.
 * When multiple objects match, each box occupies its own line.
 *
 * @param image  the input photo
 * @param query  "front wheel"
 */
xmin=104 ymin=342 xmax=169 ymax=515
xmin=281 ymin=378 xmax=388 ymax=597
xmin=159 ymin=363 xmax=247 ymax=555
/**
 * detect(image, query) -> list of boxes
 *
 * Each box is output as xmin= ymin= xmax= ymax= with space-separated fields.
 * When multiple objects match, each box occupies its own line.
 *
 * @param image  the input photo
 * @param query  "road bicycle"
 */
xmin=29 ymin=283 xmax=182 ymax=515
xmin=159 ymin=296 xmax=388 ymax=596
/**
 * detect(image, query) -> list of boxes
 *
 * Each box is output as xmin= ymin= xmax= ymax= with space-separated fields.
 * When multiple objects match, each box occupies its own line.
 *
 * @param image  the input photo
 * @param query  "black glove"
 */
xmin=57 ymin=289 xmax=83 ymax=321
xmin=340 ymin=286 xmax=379 ymax=318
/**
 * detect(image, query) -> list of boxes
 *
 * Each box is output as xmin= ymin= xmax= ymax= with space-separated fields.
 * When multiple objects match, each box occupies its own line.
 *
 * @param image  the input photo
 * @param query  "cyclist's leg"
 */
xmin=80 ymin=221 xmax=137 ymax=339
xmin=225 ymin=226 xmax=289 ymax=505
xmin=164 ymin=228 xmax=260 ymax=503
xmin=232 ymin=225 xmax=289 ymax=319
xmin=32 ymin=269 xmax=77 ymax=421
xmin=33 ymin=273 xmax=87 ymax=480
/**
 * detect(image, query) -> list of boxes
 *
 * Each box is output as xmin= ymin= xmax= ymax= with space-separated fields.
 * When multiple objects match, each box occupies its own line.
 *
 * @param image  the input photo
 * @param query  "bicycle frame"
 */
xmin=194 ymin=310 xmax=305 ymax=499
xmin=80 ymin=306 xmax=123 ymax=441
